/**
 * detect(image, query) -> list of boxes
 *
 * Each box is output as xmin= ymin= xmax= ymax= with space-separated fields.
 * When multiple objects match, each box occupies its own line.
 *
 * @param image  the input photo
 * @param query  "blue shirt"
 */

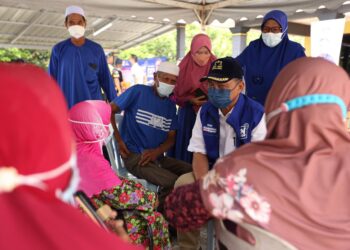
xmin=114 ymin=85 xmax=178 ymax=153
xmin=48 ymin=38 xmax=116 ymax=108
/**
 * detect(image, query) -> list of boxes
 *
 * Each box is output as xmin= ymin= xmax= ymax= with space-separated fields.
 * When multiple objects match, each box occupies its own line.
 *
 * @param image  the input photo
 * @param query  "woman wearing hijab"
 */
xmin=237 ymin=9 xmax=305 ymax=106
xmin=170 ymin=33 xmax=216 ymax=163
xmin=165 ymin=57 xmax=350 ymax=250
xmin=69 ymin=100 xmax=171 ymax=249
xmin=0 ymin=63 xmax=140 ymax=250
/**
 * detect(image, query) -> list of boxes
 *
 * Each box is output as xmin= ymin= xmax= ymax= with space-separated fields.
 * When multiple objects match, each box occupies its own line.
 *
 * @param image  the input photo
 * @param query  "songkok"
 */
xmin=65 ymin=6 xmax=85 ymax=18
xmin=158 ymin=61 xmax=179 ymax=76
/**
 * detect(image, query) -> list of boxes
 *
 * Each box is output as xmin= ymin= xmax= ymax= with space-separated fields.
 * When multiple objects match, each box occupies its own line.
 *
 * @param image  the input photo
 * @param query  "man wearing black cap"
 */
xmin=174 ymin=57 xmax=267 ymax=250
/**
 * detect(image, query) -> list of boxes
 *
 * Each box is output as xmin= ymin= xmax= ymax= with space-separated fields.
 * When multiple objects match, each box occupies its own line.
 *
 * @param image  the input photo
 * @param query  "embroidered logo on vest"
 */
xmin=240 ymin=123 xmax=249 ymax=139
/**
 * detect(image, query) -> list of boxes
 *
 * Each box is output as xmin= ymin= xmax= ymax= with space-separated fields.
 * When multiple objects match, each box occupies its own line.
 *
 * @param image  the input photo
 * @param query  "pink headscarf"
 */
xmin=69 ymin=101 xmax=122 ymax=197
xmin=200 ymin=58 xmax=350 ymax=250
xmin=173 ymin=33 xmax=216 ymax=106
xmin=0 ymin=64 xmax=140 ymax=250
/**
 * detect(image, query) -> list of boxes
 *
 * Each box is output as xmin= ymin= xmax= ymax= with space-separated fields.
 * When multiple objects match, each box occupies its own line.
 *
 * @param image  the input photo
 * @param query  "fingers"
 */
xmin=138 ymin=155 xmax=150 ymax=166
xmin=191 ymin=96 xmax=208 ymax=105
xmin=107 ymin=220 xmax=131 ymax=243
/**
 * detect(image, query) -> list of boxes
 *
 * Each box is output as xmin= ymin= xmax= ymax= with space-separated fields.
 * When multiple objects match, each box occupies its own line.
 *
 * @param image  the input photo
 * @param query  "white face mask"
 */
xmin=157 ymin=81 xmax=175 ymax=97
xmin=0 ymin=152 xmax=79 ymax=204
xmin=55 ymin=153 xmax=80 ymax=204
xmin=68 ymin=25 xmax=85 ymax=39
xmin=262 ymin=32 xmax=283 ymax=48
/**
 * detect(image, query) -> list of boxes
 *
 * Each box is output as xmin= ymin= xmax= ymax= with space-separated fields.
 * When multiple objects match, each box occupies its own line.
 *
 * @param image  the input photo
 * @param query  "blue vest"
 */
xmin=200 ymin=93 xmax=264 ymax=169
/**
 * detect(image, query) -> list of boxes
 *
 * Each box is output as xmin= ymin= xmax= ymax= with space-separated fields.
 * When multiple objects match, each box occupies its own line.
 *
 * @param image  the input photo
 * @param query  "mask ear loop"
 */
xmin=69 ymin=119 xmax=110 ymax=144
xmin=266 ymin=94 xmax=347 ymax=124
xmin=266 ymin=103 xmax=288 ymax=123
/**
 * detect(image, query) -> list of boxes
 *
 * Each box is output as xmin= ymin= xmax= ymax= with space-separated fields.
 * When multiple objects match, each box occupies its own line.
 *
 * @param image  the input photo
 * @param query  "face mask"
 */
xmin=262 ymin=32 xmax=283 ymax=48
xmin=68 ymin=119 xmax=110 ymax=144
xmin=68 ymin=25 xmax=85 ymax=39
xmin=208 ymin=88 xmax=232 ymax=109
xmin=0 ymin=152 xmax=79 ymax=204
xmin=266 ymin=94 xmax=347 ymax=124
xmin=157 ymin=80 xmax=175 ymax=97
xmin=55 ymin=153 xmax=80 ymax=204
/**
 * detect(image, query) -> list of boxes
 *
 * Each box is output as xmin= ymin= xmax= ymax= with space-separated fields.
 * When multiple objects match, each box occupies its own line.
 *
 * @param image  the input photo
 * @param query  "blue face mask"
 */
xmin=208 ymin=88 xmax=232 ymax=108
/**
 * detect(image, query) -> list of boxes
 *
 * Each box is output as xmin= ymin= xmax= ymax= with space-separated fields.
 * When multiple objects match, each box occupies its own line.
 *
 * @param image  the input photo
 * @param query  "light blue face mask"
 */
xmin=208 ymin=88 xmax=232 ymax=108
xmin=266 ymin=94 xmax=347 ymax=124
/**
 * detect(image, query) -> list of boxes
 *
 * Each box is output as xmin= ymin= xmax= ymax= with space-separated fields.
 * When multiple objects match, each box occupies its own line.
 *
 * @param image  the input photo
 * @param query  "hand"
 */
xmin=138 ymin=148 xmax=161 ymax=166
xmin=97 ymin=206 xmax=131 ymax=243
xmin=116 ymin=140 xmax=130 ymax=158
xmin=106 ymin=219 xmax=131 ymax=243
xmin=190 ymin=96 xmax=207 ymax=106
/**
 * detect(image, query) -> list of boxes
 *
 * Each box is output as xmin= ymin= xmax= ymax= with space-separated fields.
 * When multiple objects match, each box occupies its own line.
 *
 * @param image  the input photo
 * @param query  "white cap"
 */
xmin=65 ymin=6 xmax=85 ymax=18
xmin=157 ymin=61 xmax=179 ymax=76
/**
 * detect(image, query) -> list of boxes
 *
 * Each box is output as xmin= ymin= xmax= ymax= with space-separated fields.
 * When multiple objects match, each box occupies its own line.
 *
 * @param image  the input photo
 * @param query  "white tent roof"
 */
xmin=0 ymin=0 xmax=349 ymax=50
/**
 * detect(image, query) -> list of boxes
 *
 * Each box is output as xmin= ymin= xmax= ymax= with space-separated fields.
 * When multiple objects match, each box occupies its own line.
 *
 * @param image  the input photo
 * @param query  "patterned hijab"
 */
xmin=200 ymin=57 xmax=350 ymax=250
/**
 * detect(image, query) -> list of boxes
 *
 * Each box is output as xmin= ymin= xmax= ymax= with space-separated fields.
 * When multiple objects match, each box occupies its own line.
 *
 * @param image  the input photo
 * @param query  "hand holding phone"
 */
xmin=74 ymin=191 xmax=130 ymax=242
xmin=193 ymin=88 xmax=208 ymax=99
xmin=74 ymin=191 xmax=108 ymax=231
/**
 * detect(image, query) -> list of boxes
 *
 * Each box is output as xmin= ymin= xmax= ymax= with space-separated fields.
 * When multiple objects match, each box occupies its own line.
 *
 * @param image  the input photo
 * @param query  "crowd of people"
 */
xmin=1 ymin=4 xmax=349 ymax=250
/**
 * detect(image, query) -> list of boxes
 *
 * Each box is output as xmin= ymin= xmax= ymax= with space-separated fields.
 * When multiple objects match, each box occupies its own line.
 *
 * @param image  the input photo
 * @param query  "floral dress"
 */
xmin=165 ymin=168 xmax=271 ymax=230
xmin=91 ymin=178 xmax=171 ymax=250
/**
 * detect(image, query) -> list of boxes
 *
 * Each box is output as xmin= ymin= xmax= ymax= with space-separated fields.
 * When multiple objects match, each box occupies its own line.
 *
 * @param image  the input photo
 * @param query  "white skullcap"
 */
xmin=158 ymin=61 xmax=179 ymax=76
xmin=65 ymin=6 xmax=85 ymax=18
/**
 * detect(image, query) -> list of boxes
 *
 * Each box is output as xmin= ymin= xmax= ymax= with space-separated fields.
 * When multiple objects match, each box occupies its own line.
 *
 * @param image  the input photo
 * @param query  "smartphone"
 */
xmin=74 ymin=190 xmax=109 ymax=231
xmin=194 ymin=88 xmax=208 ymax=99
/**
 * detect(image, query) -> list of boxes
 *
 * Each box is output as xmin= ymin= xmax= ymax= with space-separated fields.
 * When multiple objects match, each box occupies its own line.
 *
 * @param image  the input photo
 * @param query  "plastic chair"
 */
xmin=107 ymin=114 xmax=159 ymax=193
xmin=215 ymin=220 xmax=298 ymax=250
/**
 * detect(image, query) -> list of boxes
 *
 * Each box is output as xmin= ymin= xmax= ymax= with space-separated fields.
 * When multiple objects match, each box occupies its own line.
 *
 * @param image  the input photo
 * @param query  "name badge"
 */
xmin=203 ymin=124 xmax=217 ymax=133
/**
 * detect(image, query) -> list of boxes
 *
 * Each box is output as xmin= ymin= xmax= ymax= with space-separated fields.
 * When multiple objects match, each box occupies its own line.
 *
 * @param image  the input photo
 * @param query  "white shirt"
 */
xmin=188 ymin=107 xmax=267 ymax=157
xmin=131 ymin=63 xmax=145 ymax=85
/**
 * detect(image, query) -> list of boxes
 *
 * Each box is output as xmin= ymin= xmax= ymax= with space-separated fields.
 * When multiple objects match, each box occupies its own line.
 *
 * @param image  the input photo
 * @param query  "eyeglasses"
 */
xmin=262 ymin=26 xmax=282 ymax=34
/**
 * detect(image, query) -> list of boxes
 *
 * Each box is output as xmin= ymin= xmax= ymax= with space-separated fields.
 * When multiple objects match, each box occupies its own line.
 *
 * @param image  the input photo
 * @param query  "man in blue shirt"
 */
xmin=111 ymin=61 xmax=192 ymax=211
xmin=48 ymin=6 xmax=116 ymax=108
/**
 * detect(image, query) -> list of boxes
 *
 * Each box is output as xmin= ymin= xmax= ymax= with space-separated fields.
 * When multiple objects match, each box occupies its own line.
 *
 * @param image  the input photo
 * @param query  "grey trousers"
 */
xmin=123 ymin=153 xmax=192 ymax=210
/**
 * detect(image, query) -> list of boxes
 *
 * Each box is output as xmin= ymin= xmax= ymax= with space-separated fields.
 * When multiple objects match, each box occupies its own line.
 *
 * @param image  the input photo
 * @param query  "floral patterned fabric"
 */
xmin=164 ymin=181 xmax=211 ymax=230
xmin=164 ymin=169 xmax=271 ymax=230
xmin=201 ymin=168 xmax=271 ymax=225
xmin=91 ymin=178 xmax=171 ymax=249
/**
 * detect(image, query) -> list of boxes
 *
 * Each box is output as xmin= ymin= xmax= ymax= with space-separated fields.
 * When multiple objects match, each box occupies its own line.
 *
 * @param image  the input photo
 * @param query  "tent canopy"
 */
xmin=0 ymin=0 xmax=349 ymax=50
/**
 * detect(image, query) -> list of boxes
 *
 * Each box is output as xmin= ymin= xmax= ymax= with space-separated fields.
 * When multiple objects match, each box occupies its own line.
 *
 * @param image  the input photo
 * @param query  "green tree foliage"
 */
xmin=118 ymin=30 xmax=177 ymax=61
xmin=0 ymin=48 xmax=50 ymax=69
xmin=117 ymin=23 xmax=305 ymax=62
xmin=118 ymin=24 xmax=233 ymax=62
